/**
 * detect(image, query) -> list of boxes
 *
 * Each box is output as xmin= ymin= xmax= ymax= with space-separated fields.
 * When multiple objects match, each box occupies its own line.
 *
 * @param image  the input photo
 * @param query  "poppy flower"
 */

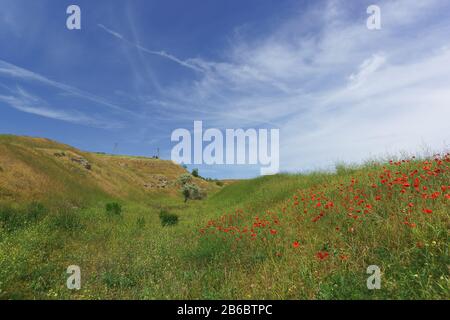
xmin=422 ymin=208 xmax=433 ymax=214
xmin=431 ymin=192 xmax=440 ymax=199
xmin=270 ymin=229 xmax=277 ymax=235
xmin=316 ymin=251 xmax=329 ymax=260
xmin=292 ymin=241 xmax=300 ymax=248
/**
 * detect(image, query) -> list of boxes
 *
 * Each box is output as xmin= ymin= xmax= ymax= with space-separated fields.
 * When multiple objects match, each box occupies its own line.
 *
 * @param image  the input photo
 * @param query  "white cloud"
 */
xmin=348 ymin=53 xmax=386 ymax=89
xmin=142 ymin=0 xmax=450 ymax=173
xmin=0 ymin=86 xmax=122 ymax=128
xmin=0 ymin=59 xmax=134 ymax=116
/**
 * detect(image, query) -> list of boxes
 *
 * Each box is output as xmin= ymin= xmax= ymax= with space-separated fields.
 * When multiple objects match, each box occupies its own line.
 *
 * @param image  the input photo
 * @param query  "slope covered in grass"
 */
xmin=0 ymin=135 xmax=215 ymax=204
xmin=0 ymin=135 xmax=448 ymax=299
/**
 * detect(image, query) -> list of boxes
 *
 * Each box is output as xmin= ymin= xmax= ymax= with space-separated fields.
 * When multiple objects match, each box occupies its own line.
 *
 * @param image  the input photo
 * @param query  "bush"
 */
xmin=181 ymin=183 xmax=206 ymax=202
xmin=216 ymin=181 xmax=224 ymax=187
xmin=178 ymin=173 xmax=193 ymax=185
xmin=105 ymin=202 xmax=122 ymax=217
xmin=159 ymin=209 xmax=178 ymax=226
xmin=192 ymin=168 xmax=199 ymax=177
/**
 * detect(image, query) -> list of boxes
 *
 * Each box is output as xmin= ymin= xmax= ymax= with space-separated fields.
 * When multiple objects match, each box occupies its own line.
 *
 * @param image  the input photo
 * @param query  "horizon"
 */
xmin=1 ymin=0 xmax=450 ymax=179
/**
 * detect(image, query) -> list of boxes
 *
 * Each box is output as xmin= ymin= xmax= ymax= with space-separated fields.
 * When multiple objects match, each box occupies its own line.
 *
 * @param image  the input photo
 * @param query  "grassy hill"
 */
xmin=0 ymin=135 xmax=216 ymax=203
xmin=0 ymin=135 xmax=448 ymax=299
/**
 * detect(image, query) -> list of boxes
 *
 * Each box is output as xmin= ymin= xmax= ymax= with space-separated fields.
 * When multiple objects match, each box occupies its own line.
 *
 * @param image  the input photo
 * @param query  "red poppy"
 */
xmin=414 ymin=178 xmax=420 ymax=189
xmin=431 ymin=192 xmax=440 ymax=199
xmin=270 ymin=229 xmax=277 ymax=235
xmin=316 ymin=251 xmax=329 ymax=260
xmin=422 ymin=208 xmax=433 ymax=214
xmin=292 ymin=241 xmax=300 ymax=248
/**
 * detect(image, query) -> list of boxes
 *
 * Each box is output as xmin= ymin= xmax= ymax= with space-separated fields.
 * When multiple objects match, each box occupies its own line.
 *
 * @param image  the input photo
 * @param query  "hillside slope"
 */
xmin=0 ymin=135 xmax=215 ymax=203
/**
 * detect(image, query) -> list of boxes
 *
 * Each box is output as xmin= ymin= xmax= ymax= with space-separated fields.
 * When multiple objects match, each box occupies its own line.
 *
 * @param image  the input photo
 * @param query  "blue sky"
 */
xmin=1 ymin=0 xmax=449 ymax=179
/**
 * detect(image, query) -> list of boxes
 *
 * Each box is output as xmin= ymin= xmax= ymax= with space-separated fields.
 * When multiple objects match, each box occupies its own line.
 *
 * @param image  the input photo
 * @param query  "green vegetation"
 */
xmin=159 ymin=209 xmax=179 ymax=226
xmin=178 ymin=173 xmax=205 ymax=202
xmin=0 ymin=135 xmax=448 ymax=300
xmin=105 ymin=202 xmax=122 ymax=217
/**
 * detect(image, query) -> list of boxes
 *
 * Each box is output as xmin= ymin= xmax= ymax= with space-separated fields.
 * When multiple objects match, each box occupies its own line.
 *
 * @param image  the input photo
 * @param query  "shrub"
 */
xmin=216 ymin=181 xmax=224 ymax=187
xmin=181 ymin=183 xmax=205 ymax=202
xmin=105 ymin=202 xmax=122 ymax=217
xmin=192 ymin=168 xmax=199 ymax=177
xmin=178 ymin=173 xmax=193 ymax=185
xmin=182 ymin=185 xmax=191 ymax=203
xmin=159 ymin=209 xmax=178 ymax=226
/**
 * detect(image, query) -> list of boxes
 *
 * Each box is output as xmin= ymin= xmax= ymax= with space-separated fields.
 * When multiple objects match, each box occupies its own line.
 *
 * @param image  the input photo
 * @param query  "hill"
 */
xmin=0 ymin=135 xmax=216 ymax=204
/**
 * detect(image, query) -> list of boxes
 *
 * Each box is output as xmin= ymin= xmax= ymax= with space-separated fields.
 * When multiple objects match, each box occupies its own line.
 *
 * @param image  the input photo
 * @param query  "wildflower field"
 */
xmin=0 ymin=136 xmax=448 ymax=299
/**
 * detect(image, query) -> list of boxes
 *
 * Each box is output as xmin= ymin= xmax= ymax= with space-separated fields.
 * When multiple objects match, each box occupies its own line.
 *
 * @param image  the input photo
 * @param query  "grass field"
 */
xmin=0 ymin=135 xmax=448 ymax=299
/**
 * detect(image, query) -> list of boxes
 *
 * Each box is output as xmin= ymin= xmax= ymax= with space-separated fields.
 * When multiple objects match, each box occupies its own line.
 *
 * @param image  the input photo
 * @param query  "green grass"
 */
xmin=0 ymin=138 xmax=448 ymax=299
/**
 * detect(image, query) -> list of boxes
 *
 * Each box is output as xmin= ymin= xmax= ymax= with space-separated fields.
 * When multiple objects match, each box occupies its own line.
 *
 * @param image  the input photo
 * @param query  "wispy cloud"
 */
xmin=0 ymin=86 xmax=121 ymax=128
xmin=0 ymin=59 xmax=134 ymax=116
xmin=125 ymin=0 xmax=450 ymax=172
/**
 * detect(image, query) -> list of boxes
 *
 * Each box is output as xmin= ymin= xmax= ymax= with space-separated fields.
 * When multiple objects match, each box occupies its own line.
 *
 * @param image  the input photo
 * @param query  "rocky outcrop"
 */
xmin=70 ymin=156 xmax=92 ymax=170
xmin=144 ymin=174 xmax=169 ymax=189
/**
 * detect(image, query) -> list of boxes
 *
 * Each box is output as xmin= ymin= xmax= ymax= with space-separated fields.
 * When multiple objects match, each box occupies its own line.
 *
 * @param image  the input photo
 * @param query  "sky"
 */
xmin=0 ymin=0 xmax=449 ymax=179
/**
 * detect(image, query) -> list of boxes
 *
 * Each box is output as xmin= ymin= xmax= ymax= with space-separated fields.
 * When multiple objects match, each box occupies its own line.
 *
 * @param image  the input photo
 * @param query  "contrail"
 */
xmin=98 ymin=24 xmax=204 ymax=73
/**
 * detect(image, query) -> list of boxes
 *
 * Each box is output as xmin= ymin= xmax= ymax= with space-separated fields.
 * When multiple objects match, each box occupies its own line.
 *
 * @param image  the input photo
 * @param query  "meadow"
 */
xmin=0 ymin=135 xmax=448 ymax=299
